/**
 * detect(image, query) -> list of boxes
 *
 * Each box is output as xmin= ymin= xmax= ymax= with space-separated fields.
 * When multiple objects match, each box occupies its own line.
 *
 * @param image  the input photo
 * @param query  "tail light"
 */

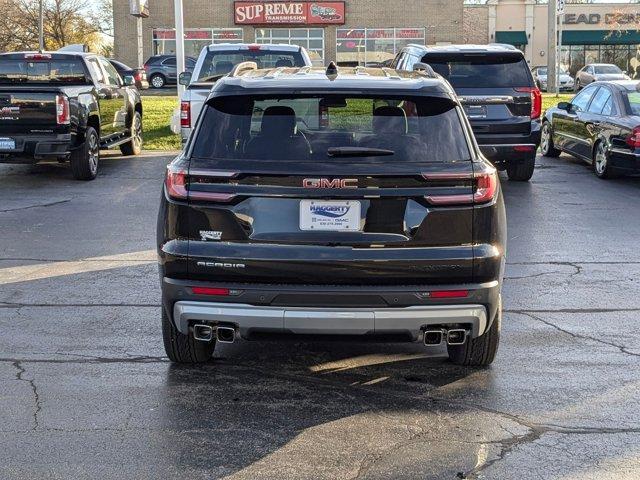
xmin=180 ymin=101 xmax=191 ymax=128
xmin=429 ymin=290 xmax=469 ymax=299
xmin=143 ymin=64 xmax=149 ymax=72
xmin=55 ymin=94 xmax=70 ymax=125
xmin=422 ymin=168 xmax=498 ymax=205
xmin=516 ymin=87 xmax=542 ymax=120
xmin=247 ymin=44 xmax=262 ymax=51
xmin=626 ymin=126 xmax=640 ymax=148
xmin=165 ymin=163 xmax=237 ymax=202
xmin=134 ymin=71 xmax=142 ymax=82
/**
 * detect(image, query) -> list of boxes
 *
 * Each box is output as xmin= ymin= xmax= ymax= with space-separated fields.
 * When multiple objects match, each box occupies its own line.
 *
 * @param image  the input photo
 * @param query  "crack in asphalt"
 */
xmin=462 ymin=424 xmax=640 ymax=479
xmin=11 ymin=360 xmax=41 ymax=431
xmin=520 ymin=311 xmax=640 ymax=358
xmin=0 ymin=198 xmax=72 ymax=213
xmin=0 ymin=354 xmax=168 ymax=365
xmin=504 ymin=261 xmax=583 ymax=280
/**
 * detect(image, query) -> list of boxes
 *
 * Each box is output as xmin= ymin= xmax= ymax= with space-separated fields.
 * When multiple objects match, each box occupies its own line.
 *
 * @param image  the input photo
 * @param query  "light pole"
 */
xmin=174 ymin=0 xmax=185 ymax=101
xmin=38 ymin=0 xmax=44 ymax=51
xmin=547 ymin=0 xmax=557 ymax=95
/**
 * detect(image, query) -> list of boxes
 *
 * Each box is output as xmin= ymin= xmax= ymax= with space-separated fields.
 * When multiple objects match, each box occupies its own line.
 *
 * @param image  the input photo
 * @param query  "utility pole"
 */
xmin=38 ymin=0 xmax=44 ymax=51
xmin=547 ymin=0 xmax=557 ymax=94
xmin=174 ymin=0 xmax=185 ymax=101
xmin=556 ymin=0 xmax=565 ymax=97
xmin=136 ymin=17 xmax=143 ymax=67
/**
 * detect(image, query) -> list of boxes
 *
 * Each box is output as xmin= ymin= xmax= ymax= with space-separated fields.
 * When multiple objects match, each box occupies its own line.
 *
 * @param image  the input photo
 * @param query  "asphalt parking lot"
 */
xmin=1 ymin=152 xmax=639 ymax=479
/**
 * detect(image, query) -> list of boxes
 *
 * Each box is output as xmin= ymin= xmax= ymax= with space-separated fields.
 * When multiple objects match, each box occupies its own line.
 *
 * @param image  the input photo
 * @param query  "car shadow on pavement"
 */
xmin=157 ymin=340 xmax=493 ymax=478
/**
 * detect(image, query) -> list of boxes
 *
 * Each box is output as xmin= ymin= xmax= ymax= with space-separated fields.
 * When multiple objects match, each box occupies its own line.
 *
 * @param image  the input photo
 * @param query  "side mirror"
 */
xmin=178 ymin=71 xmax=192 ymax=86
xmin=122 ymin=75 xmax=135 ymax=86
xmin=413 ymin=62 xmax=435 ymax=76
xmin=558 ymin=101 xmax=571 ymax=112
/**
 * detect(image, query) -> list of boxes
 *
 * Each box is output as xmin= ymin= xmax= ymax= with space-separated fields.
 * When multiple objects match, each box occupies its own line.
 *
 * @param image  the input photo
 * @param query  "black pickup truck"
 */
xmin=0 ymin=52 xmax=143 ymax=180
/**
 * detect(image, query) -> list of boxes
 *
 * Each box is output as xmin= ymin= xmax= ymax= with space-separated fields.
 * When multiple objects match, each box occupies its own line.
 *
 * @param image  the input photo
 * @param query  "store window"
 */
xmin=255 ymin=28 xmax=325 ymax=65
xmin=560 ymin=44 xmax=640 ymax=78
xmin=152 ymin=28 xmax=244 ymax=59
xmin=336 ymin=28 xmax=425 ymax=66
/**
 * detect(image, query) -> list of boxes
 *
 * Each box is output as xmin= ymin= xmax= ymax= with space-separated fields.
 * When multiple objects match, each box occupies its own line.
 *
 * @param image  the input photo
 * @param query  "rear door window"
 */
xmin=423 ymin=53 xmax=532 ymax=88
xmin=191 ymin=94 xmax=470 ymax=164
xmin=587 ymin=87 xmax=612 ymax=115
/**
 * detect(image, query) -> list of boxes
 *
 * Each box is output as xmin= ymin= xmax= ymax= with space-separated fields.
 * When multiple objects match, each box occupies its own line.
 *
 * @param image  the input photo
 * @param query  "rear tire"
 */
xmin=540 ymin=122 xmax=561 ymax=158
xmin=120 ymin=111 xmax=143 ymax=156
xmin=506 ymin=154 xmax=536 ymax=181
xmin=162 ymin=308 xmax=215 ymax=363
xmin=70 ymin=126 xmax=99 ymax=181
xmin=448 ymin=299 xmax=501 ymax=367
xmin=150 ymin=74 xmax=166 ymax=89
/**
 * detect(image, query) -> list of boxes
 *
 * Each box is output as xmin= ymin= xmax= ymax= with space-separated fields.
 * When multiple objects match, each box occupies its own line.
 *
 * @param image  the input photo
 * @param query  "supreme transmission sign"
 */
xmin=234 ymin=1 xmax=345 ymax=25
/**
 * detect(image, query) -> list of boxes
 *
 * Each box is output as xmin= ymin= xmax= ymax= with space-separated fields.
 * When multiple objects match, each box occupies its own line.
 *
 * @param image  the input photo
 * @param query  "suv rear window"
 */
xmin=191 ymin=95 xmax=470 ymax=164
xmin=195 ymin=50 xmax=306 ymax=82
xmin=423 ymin=53 xmax=532 ymax=88
xmin=0 ymin=58 xmax=89 ymax=84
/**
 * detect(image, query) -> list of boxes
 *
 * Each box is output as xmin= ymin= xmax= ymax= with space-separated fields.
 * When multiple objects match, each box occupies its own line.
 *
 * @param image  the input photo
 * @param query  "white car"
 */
xmin=531 ymin=66 xmax=574 ymax=92
xmin=179 ymin=43 xmax=313 ymax=144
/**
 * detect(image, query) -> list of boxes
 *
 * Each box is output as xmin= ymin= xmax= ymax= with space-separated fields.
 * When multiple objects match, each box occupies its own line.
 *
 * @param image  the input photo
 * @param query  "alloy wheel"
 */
xmin=541 ymin=123 xmax=551 ymax=155
xmin=152 ymin=76 xmax=164 ymax=88
xmin=594 ymin=143 xmax=607 ymax=175
xmin=88 ymin=132 xmax=99 ymax=175
xmin=132 ymin=115 xmax=142 ymax=150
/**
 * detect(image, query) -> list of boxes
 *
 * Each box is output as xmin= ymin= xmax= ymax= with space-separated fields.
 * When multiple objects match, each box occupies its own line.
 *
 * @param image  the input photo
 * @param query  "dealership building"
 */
xmin=113 ymin=0 xmax=640 ymax=76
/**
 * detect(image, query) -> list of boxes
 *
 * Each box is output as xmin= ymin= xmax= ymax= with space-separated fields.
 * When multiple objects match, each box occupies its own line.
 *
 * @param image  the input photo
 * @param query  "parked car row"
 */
xmin=531 ymin=63 xmax=631 ymax=93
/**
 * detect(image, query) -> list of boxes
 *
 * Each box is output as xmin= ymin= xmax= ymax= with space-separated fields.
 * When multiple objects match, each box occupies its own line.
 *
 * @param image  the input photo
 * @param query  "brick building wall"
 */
xmin=462 ymin=5 xmax=489 ymax=45
xmin=113 ymin=0 xmax=465 ymax=66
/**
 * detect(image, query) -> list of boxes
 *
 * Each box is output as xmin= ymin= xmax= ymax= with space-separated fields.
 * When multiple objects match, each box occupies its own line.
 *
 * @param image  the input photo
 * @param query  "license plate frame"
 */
xmin=0 ymin=138 xmax=15 ymax=150
xmin=464 ymin=105 xmax=487 ymax=119
xmin=299 ymin=200 xmax=361 ymax=231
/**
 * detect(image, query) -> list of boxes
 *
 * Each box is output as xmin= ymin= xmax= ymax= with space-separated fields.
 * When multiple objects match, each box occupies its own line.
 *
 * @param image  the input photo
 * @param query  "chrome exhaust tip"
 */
xmin=216 ymin=326 xmax=236 ymax=344
xmin=447 ymin=329 xmax=467 ymax=346
xmin=423 ymin=329 xmax=444 ymax=346
xmin=193 ymin=324 xmax=214 ymax=342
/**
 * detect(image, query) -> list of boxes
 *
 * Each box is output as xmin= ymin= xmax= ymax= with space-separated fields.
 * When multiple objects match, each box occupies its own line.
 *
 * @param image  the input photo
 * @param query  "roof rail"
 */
xmin=230 ymin=61 xmax=258 ymax=77
xmin=381 ymin=67 xmax=401 ymax=80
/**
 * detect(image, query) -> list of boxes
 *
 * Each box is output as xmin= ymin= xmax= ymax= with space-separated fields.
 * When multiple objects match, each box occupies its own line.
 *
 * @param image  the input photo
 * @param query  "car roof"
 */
xmin=206 ymin=43 xmax=301 ymax=52
xmin=599 ymin=80 xmax=640 ymax=91
xmin=0 ymin=51 xmax=97 ymax=59
xmin=211 ymin=66 xmax=456 ymax=97
xmin=586 ymin=63 xmax=619 ymax=67
xmin=404 ymin=43 xmax=521 ymax=54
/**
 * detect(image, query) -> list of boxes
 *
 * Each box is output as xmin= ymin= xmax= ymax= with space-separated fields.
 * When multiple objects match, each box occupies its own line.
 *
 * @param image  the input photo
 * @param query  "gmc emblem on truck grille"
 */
xmin=303 ymin=178 xmax=358 ymax=189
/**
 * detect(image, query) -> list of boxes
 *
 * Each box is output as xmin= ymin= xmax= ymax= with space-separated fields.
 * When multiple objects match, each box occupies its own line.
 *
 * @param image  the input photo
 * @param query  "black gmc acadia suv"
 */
xmin=157 ymin=63 xmax=507 ymax=366
xmin=393 ymin=44 xmax=542 ymax=181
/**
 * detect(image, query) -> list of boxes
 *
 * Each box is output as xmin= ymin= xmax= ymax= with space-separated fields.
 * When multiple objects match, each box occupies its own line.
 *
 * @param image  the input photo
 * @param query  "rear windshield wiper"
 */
xmin=327 ymin=147 xmax=394 ymax=157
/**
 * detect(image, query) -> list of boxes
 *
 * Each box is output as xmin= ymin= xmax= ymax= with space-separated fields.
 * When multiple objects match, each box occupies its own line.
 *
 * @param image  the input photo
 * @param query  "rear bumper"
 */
xmin=173 ymin=301 xmax=488 ymax=339
xmin=609 ymin=148 xmax=640 ymax=172
xmin=162 ymin=277 xmax=501 ymax=341
xmin=475 ymin=123 xmax=541 ymax=164
xmin=0 ymin=133 xmax=72 ymax=162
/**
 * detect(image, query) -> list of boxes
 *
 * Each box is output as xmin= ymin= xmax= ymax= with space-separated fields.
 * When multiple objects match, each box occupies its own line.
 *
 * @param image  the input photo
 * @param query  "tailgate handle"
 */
xmin=459 ymin=95 xmax=514 ymax=105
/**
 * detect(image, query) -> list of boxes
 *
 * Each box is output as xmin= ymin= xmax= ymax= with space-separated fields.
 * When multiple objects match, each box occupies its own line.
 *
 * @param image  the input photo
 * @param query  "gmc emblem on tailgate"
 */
xmin=303 ymin=178 xmax=358 ymax=188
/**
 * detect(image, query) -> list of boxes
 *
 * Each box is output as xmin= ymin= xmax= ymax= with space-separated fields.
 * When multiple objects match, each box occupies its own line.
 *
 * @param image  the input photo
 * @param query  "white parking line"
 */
xmin=0 ymin=250 xmax=156 ymax=285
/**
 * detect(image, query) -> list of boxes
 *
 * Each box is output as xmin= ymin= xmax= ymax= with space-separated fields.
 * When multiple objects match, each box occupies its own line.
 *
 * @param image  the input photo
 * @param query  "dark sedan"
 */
xmin=109 ymin=59 xmax=149 ymax=90
xmin=541 ymin=80 xmax=640 ymax=178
